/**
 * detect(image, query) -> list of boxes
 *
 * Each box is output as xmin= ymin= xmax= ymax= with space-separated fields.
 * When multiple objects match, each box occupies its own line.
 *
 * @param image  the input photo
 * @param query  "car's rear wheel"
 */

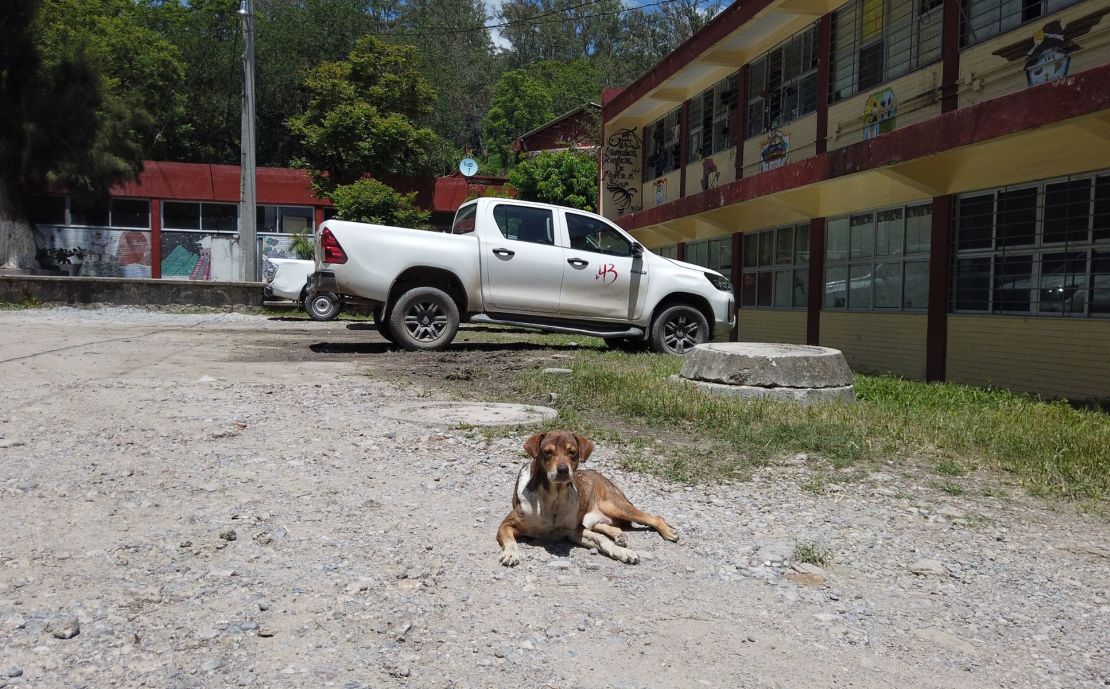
xmin=650 ymin=304 xmax=708 ymax=355
xmin=388 ymin=286 xmax=460 ymax=351
xmin=307 ymin=292 xmax=342 ymax=321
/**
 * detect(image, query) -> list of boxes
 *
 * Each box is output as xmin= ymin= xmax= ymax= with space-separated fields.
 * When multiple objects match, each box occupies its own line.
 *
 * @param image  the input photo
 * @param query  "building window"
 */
xmin=643 ymin=108 xmax=681 ymax=181
xmin=70 ymin=197 xmax=110 ymax=227
xmin=257 ymin=205 xmax=312 ymax=234
xmin=830 ymin=0 xmax=942 ymax=102
xmin=741 ymin=224 xmax=810 ymax=308
xmin=685 ymin=236 xmax=734 ymax=285
xmin=656 ymin=245 xmax=679 ymax=259
xmin=962 ymin=0 xmax=1080 ymax=47
xmin=688 ymin=75 xmax=739 ymax=163
xmin=746 ymin=24 xmax=820 ymax=138
xmin=164 ymin=202 xmax=239 ymax=232
xmin=825 ymin=202 xmax=931 ymax=309
xmin=110 ymin=199 xmax=150 ymax=228
xmin=953 ymin=172 xmax=1110 ymax=316
xmin=28 ymin=195 xmax=66 ymax=225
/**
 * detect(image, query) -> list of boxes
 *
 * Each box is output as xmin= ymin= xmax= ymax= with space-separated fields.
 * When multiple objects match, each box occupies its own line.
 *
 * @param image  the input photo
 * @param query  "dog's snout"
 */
xmin=556 ymin=463 xmax=570 ymax=476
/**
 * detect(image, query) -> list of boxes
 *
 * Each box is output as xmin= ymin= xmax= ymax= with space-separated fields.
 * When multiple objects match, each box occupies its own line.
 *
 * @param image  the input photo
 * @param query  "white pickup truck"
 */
xmin=306 ymin=198 xmax=735 ymax=353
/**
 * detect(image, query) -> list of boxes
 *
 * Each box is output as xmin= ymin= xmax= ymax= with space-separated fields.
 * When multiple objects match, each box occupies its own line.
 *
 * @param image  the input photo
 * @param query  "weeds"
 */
xmin=793 ymin=540 xmax=833 ymax=567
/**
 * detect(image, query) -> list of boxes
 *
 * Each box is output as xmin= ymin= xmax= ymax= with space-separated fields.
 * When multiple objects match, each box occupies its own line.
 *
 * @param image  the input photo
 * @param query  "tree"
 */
xmin=482 ymin=59 xmax=602 ymax=171
xmin=288 ymin=35 xmax=448 ymax=192
xmin=329 ymin=179 xmax=430 ymax=228
xmin=508 ymin=151 xmax=598 ymax=211
xmin=0 ymin=0 xmax=184 ymax=269
xmin=498 ymin=0 xmax=623 ymax=67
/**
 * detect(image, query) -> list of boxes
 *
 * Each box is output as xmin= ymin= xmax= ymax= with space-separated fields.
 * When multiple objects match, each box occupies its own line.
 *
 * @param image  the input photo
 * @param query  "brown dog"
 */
xmin=496 ymin=431 xmax=678 ymax=566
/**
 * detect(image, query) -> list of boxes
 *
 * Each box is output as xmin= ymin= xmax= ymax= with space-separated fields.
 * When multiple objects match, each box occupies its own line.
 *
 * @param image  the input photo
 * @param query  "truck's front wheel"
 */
xmin=649 ymin=304 xmax=708 ymax=355
xmin=389 ymin=286 xmax=460 ymax=351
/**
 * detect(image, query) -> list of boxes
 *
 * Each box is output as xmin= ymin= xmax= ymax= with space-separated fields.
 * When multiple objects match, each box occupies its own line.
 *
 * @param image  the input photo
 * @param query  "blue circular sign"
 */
xmin=459 ymin=158 xmax=478 ymax=177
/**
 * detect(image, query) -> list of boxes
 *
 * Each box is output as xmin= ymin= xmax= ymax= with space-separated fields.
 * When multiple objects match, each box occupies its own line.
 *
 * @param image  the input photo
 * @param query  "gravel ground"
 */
xmin=0 ymin=307 xmax=1107 ymax=689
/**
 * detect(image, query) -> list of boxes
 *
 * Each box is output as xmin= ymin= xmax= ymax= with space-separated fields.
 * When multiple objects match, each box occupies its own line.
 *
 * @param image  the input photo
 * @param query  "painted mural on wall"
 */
xmin=653 ymin=178 xmax=668 ymax=207
xmin=759 ymin=130 xmax=790 ymax=172
xmin=161 ymin=232 xmax=242 ymax=281
xmin=601 ymin=128 xmax=642 ymax=216
xmin=38 ymin=226 xmax=151 ymax=277
xmin=991 ymin=8 xmax=1109 ymax=87
xmin=701 ymin=157 xmax=720 ymax=191
xmin=863 ymin=88 xmax=897 ymax=140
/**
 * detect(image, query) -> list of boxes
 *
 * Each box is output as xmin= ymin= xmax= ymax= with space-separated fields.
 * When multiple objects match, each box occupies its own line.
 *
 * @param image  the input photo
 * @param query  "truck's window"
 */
xmin=451 ymin=203 xmax=477 ymax=235
xmin=493 ymin=204 xmax=554 ymax=245
xmin=566 ymin=213 xmax=632 ymax=257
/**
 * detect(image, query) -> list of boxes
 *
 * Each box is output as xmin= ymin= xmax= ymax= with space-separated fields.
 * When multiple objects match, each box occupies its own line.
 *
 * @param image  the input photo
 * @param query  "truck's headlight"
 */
xmin=705 ymin=272 xmax=731 ymax=292
xmin=263 ymin=260 xmax=277 ymax=282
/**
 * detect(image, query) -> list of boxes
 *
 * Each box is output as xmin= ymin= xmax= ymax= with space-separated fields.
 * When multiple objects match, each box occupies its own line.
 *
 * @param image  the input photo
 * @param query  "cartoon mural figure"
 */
xmin=991 ymin=8 xmax=1109 ymax=87
xmin=701 ymin=157 xmax=720 ymax=191
xmin=119 ymin=230 xmax=151 ymax=278
xmin=759 ymin=130 xmax=790 ymax=172
xmin=603 ymin=128 xmax=642 ymax=216
xmin=654 ymin=178 xmax=668 ymax=206
xmin=863 ymin=88 xmax=897 ymax=140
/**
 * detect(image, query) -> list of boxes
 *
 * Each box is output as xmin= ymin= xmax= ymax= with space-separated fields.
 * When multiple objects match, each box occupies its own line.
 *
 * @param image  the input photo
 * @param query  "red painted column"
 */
xmin=816 ymin=14 xmax=832 ymax=154
xmin=926 ymin=195 xmax=954 ymax=381
xmin=314 ymin=206 xmax=325 ymax=231
xmin=679 ymin=100 xmax=690 ymax=198
xmin=676 ymin=241 xmax=686 ymax=262
xmin=806 ymin=217 xmax=826 ymax=345
xmin=734 ymin=65 xmax=749 ymax=180
xmin=941 ymin=0 xmax=961 ymax=113
xmin=150 ymin=198 xmax=161 ymax=279
xmin=731 ymin=231 xmax=743 ymax=341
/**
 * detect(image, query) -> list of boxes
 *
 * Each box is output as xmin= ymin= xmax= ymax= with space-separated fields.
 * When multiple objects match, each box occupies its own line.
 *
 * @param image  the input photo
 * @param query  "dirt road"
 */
xmin=0 ymin=308 xmax=1106 ymax=689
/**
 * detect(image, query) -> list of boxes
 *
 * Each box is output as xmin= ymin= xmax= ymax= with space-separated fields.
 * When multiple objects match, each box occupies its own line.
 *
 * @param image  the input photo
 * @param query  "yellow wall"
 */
xmin=828 ymin=64 xmax=943 ymax=151
xmin=947 ymin=315 xmax=1110 ymax=400
xmin=959 ymin=1 xmax=1110 ymax=108
xmin=684 ymin=147 xmax=738 ymax=197
xmin=820 ymin=312 xmax=928 ymax=378
xmin=642 ymin=168 xmax=683 ymax=210
xmin=738 ymin=309 xmax=808 ymax=344
xmin=742 ymin=114 xmax=818 ymax=178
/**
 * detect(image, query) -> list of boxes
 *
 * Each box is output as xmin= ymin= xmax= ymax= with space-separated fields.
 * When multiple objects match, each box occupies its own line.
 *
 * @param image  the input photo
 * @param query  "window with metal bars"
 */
xmin=684 ymin=236 xmax=734 ymax=285
xmin=829 ymin=0 xmax=943 ymax=103
xmin=824 ymin=202 xmax=932 ymax=310
xmin=687 ymin=75 xmax=739 ymax=163
xmin=746 ymin=25 xmax=821 ymax=139
xmin=953 ymin=171 xmax=1110 ymax=316
xmin=656 ymin=245 xmax=679 ymax=259
xmin=961 ymin=0 xmax=1081 ymax=48
xmin=643 ymin=108 xmax=682 ymax=182
xmin=741 ymin=224 xmax=811 ymax=308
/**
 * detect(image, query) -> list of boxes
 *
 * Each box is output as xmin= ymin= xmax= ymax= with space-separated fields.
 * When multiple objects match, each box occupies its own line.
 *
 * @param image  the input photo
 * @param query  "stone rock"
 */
xmin=912 ymin=628 xmax=979 ymax=655
xmin=680 ymin=343 xmax=855 ymax=388
xmin=813 ymin=613 xmax=838 ymax=622
xmin=6 ymin=668 xmax=22 ymax=678
xmin=791 ymin=562 xmax=826 ymax=576
xmin=672 ymin=376 xmax=856 ymax=405
xmin=47 ymin=614 xmax=80 ymax=639
xmin=753 ymin=541 xmax=792 ymax=565
xmin=219 ymin=529 xmax=237 ymax=541
xmin=548 ymin=559 xmax=572 ymax=570
xmin=908 ymin=559 xmax=947 ymax=576
xmin=542 ymin=368 xmax=573 ymax=375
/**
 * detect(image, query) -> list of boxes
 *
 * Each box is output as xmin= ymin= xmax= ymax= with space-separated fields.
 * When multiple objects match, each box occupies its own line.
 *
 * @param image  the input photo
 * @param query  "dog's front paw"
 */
xmin=613 ymin=547 xmax=639 ymax=565
xmin=499 ymin=549 xmax=520 ymax=567
xmin=659 ymin=524 xmax=679 ymax=542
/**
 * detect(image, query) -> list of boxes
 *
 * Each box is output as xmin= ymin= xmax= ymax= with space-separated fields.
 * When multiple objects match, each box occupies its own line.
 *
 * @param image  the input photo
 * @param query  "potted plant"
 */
xmin=36 ymin=247 xmax=87 ymax=275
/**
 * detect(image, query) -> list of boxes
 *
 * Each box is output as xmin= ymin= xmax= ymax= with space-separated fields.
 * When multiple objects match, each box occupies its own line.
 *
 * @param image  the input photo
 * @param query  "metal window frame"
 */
xmin=740 ymin=223 xmax=811 ymax=310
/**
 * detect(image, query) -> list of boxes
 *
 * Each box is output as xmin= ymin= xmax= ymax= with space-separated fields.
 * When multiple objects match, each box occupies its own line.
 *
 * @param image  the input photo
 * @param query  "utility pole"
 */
xmin=238 ymin=0 xmax=257 ymax=282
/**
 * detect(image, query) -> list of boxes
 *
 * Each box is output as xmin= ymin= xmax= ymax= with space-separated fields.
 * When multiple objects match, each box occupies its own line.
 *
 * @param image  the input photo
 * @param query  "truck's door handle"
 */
xmin=567 ymin=258 xmax=589 ymax=267
xmin=492 ymin=248 xmax=515 ymax=257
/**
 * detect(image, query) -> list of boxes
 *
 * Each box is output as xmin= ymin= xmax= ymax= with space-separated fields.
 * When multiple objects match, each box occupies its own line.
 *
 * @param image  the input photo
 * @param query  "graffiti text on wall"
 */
xmin=602 ymin=128 xmax=642 ymax=216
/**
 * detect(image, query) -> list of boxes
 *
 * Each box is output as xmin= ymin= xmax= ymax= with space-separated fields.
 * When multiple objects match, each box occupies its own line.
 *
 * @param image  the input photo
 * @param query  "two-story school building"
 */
xmin=600 ymin=0 xmax=1110 ymax=400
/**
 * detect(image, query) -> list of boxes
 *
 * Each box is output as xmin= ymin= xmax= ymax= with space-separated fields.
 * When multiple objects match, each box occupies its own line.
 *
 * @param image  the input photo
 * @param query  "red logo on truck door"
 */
xmin=595 ymin=263 xmax=618 ymax=286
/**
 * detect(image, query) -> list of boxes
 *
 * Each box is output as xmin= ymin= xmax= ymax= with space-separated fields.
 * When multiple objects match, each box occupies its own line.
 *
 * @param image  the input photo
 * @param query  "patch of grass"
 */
xmin=508 ymin=350 xmax=1110 ymax=500
xmin=933 ymin=480 xmax=965 ymax=496
xmin=935 ymin=458 xmax=968 ymax=476
xmin=0 ymin=297 xmax=46 ymax=310
xmin=801 ymin=474 xmax=827 ymax=495
xmin=793 ymin=540 xmax=833 ymax=567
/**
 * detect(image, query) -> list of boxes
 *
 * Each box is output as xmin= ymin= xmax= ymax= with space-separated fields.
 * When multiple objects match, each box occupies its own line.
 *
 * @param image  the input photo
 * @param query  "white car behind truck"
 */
xmin=306 ymin=198 xmax=735 ymax=353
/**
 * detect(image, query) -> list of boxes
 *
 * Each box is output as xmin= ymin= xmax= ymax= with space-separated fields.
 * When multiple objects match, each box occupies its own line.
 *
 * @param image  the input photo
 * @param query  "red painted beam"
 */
xmin=616 ymin=63 xmax=1110 ymax=232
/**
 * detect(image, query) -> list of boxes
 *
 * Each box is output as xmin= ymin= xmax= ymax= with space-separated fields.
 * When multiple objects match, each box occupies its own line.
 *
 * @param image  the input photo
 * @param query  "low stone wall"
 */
xmin=0 ymin=274 xmax=263 ymax=307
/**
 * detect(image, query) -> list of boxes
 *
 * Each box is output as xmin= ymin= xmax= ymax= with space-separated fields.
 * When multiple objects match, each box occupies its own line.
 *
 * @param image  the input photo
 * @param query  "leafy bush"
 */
xmin=329 ymin=179 xmax=430 ymax=228
xmin=507 ymin=150 xmax=598 ymax=211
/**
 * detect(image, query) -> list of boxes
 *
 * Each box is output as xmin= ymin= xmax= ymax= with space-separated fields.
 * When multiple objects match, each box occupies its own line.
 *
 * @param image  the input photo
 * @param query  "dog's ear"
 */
xmin=574 ymin=434 xmax=594 ymax=462
xmin=523 ymin=433 xmax=546 ymax=460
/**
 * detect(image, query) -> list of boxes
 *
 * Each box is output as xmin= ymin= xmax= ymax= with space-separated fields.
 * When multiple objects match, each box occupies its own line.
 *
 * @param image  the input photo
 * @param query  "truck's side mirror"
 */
xmin=631 ymin=242 xmax=644 ymax=258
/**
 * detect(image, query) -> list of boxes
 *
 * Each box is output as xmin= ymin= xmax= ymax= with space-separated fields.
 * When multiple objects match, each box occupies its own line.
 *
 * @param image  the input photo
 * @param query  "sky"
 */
xmin=483 ymin=0 xmax=511 ymax=50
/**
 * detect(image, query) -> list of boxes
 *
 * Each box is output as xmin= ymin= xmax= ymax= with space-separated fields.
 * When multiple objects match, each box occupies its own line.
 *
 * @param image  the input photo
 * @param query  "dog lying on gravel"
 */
xmin=496 ymin=431 xmax=679 ymax=566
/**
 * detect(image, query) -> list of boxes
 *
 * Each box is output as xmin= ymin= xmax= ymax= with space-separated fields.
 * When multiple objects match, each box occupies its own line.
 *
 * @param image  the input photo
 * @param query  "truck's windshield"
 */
xmin=451 ymin=203 xmax=477 ymax=234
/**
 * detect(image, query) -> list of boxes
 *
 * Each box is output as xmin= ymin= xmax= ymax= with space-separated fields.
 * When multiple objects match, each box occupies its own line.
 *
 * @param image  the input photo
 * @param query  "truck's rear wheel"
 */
xmin=389 ymin=286 xmax=459 ymax=351
xmin=650 ymin=304 xmax=708 ymax=355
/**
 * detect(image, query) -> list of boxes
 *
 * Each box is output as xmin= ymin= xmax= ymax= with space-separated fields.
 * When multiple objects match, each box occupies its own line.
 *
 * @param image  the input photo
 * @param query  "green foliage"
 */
xmin=289 ymin=232 xmax=315 ymax=260
xmin=793 ymin=540 xmax=833 ymax=567
xmin=289 ymin=36 xmax=448 ymax=193
xmin=482 ymin=59 xmax=602 ymax=171
xmin=329 ymin=178 xmax=430 ymax=228
xmin=507 ymin=151 xmax=598 ymax=211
